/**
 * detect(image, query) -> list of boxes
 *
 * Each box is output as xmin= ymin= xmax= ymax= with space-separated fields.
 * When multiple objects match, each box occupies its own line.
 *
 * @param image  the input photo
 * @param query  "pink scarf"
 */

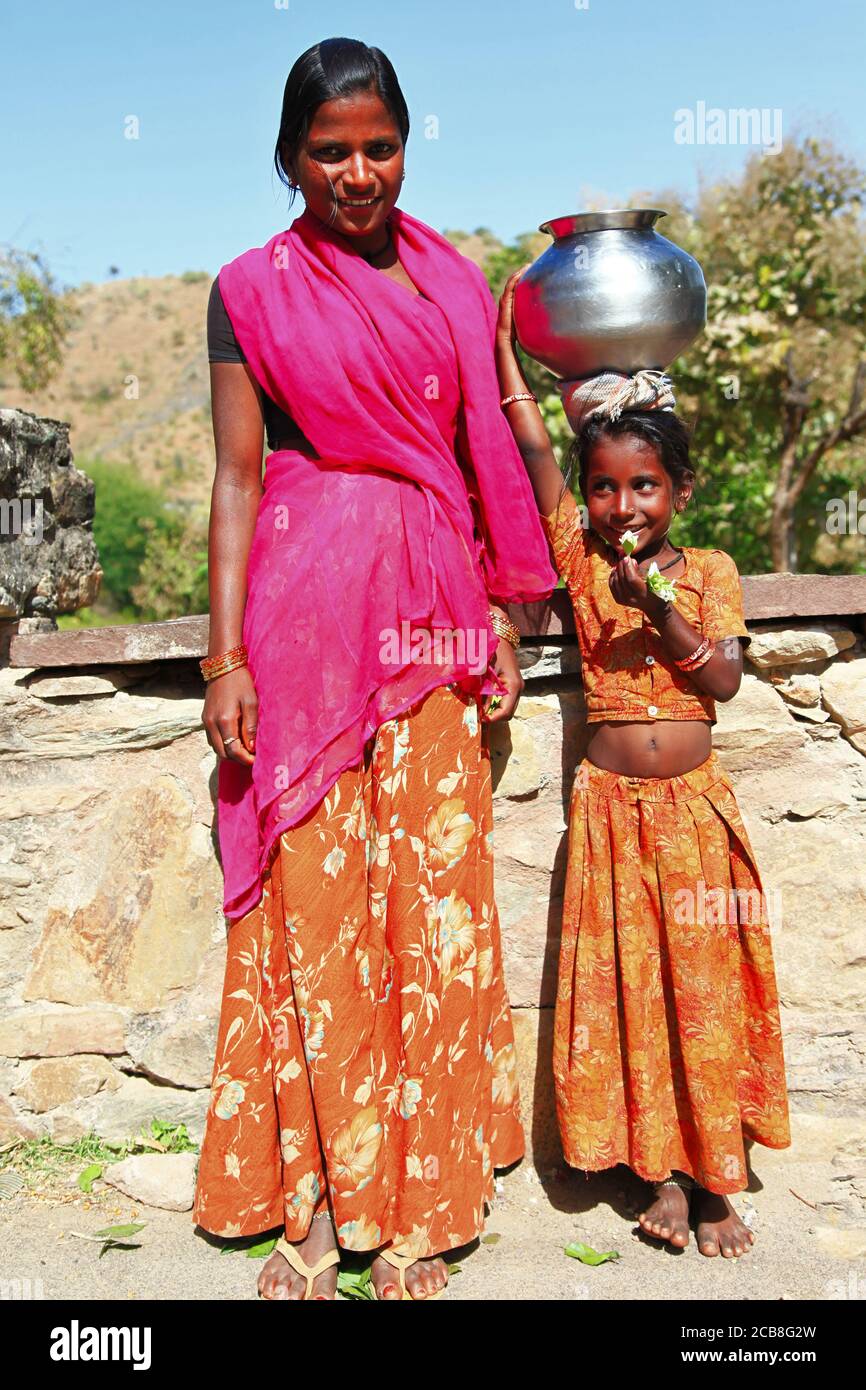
xmin=216 ymin=204 xmax=557 ymax=920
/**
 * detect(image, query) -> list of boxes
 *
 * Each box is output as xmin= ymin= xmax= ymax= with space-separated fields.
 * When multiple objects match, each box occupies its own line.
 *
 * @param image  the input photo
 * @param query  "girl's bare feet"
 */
xmin=370 ymin=1251 xmax=449 ymax=1300
xmin=693 ymin=1188 xmax=755 ymax=1258
xmin=637 ymin=1176 xmax=691 ymax=1248
xmin=257 ymin=1210 xmax=340 ymax=1300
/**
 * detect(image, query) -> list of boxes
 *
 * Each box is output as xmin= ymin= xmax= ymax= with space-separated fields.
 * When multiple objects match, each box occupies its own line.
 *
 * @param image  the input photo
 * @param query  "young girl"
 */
xmin=494 ymin=269 xmax=791 ymax=1258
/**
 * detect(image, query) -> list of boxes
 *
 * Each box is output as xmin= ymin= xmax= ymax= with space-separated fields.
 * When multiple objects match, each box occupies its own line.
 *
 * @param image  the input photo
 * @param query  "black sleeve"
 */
xmin=207 ymin=276 xmax=247 ymax=363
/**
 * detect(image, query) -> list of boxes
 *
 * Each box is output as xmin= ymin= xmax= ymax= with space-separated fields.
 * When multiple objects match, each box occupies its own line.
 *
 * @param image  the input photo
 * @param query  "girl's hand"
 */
xmin=608 ymin=554 xmax=652 ymax=612
xmin=496 ymin=262 xmax=532 ymax=354
xmin=481 ymin=638 xmax=524 ymax=723
xmin=203 ymin=666 xmax=258 ymax=764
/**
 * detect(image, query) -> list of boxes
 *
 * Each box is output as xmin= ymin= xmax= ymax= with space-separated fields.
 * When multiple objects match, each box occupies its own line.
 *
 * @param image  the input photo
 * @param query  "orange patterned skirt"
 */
xmin=554 ymin=749 xmax=791 ymax=1195
xmin=192 ymin=681 xmax=524 ymax=1255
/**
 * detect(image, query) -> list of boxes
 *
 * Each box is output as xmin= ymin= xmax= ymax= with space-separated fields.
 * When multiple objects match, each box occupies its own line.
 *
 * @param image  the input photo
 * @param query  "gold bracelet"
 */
xmin=500 ymin=392 xmax=537 ymax=409
xmin=489 ymin=610 xmax=520 ymax=649
xmin=200 ymin=643 xmax=248 ymax=682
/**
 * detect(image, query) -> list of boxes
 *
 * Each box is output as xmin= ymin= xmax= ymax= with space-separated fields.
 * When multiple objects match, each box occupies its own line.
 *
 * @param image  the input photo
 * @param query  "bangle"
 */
xmin=674 ymin=636 xmax=714 ymax=671
xmin=500 ymin=392 xmax=537 ymax=409
xmin=489 ymin=609 xmax=520 ymax=649
xmin=200 ymin=643 xmax=248 ymax=682
xmin=681 ymin=642 xmax=715 ymax=673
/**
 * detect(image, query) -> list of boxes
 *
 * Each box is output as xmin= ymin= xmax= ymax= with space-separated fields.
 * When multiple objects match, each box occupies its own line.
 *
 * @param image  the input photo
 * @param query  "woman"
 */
xmin=191 ymin=37 xmax=557 ymax=1300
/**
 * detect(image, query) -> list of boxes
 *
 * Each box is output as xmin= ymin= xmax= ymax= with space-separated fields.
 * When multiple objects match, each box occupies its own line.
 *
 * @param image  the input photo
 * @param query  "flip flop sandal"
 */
xmin=370 ymin=1247 xmax=446 ymax=1301
xmin=259 ymin=1236 xmax=341 ymax=1300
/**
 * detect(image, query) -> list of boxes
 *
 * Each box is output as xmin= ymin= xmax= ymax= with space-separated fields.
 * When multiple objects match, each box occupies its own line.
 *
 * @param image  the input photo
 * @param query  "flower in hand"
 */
xmin=608 ymin=554 xmax=678 ymax=612
xmin=645 ymin=561 xmax=678 ymax=603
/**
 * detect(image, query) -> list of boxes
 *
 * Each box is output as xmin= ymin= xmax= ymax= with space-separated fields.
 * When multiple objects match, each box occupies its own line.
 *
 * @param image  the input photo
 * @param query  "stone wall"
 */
xmin=1 ymin=614 xmax=865 ymax=1233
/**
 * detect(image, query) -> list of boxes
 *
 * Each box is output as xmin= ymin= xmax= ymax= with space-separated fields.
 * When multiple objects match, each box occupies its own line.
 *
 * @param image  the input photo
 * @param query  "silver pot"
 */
xmin=513 ymin=209 xmax=706 ymax=380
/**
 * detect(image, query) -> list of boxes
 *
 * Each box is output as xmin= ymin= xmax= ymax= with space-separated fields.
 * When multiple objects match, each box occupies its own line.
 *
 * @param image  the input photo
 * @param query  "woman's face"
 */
xmin=582 ymin=434 xmax=690 ymax=556
xmin=285 ymin=88 xmax=404 ymax=251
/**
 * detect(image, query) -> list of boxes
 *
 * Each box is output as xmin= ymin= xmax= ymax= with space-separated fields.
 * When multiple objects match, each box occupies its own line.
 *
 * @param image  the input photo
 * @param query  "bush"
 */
xmin=82 ymin=457 xmax=176 ymax=609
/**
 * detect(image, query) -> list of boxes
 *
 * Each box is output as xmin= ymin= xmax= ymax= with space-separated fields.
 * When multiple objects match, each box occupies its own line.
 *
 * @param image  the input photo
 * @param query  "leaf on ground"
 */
xmin=564 ymin=1241 xmax=621 ymax=1266
xmin=481 ymin=1233 xmax=501 ymax=1245
xmin=77 ymin=1164 xmax=103 ymax=1193
xmin=93 ymin=1222 xmax=147 ymax=1239
xmin=244 ymin=1236 xmax=279 ymax=1258
xmin=338 ymin=1267 xmax=375 ymax=1301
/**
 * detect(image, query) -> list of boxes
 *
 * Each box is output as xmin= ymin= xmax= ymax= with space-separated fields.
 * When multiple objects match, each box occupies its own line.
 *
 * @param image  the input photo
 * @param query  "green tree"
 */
xmin=659 ymin=136 xmax=866 ymax=572
xmin=83 ymin=457 xmax=177 ymax=609
xmin=0 ymin=247 xmax=76 ymax=393
xmin=131 ymin=510 xmax=209 ymax=621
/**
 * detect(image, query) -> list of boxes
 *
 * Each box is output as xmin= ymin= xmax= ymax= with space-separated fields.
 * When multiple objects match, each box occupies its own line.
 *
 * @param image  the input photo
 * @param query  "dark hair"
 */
xmin=563 ymin=409 xmax=697 ymax=509
xmin=274 ymin=37 xmax=410 ymax=206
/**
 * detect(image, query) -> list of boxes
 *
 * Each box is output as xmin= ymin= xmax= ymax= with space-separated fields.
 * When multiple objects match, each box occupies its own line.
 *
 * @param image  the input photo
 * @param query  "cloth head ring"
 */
xmin=556 ymin=369 xmax=676 ymax=435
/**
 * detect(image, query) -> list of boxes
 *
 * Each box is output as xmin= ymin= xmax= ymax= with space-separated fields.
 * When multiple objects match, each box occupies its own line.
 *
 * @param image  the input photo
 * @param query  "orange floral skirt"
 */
xmin=554 ymin=749 xmax=791 ymax=1195
xmin=192 ymin=680 xmax=524 ymax=1255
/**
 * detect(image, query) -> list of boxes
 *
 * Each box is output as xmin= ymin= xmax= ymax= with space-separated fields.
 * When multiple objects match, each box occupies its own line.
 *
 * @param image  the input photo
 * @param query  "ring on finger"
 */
xmin=223 ymin=736 xmax=239 ymax=748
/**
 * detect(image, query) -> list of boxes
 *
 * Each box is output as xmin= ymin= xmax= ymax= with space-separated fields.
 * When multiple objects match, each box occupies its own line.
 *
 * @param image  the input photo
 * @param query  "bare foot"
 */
xmin=637 ymin=1179 xmax=691 ymax=1248
xmin=693 ymin=1188 xmax=755 ymax=1258
xmin=370 ymin=1250 xmax=449 ymax=1300
xmin=257 ymin=1211 xmax=340 ymax=1300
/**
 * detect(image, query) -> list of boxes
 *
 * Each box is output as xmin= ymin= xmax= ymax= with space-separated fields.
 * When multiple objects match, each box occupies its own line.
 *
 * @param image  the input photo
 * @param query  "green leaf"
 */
xmin=337 ymin=1267 xmax=375 ymax=1300
xmin=77 ymin=1163 xmax=103 ymax=1193
xmin=93 ymin=1222 xmax=146 ymax=1239
xmin=564 ymin=1241 xmax=621 ymax=1266
xmin=244 ymin=1236 xmax=279 ymax=1258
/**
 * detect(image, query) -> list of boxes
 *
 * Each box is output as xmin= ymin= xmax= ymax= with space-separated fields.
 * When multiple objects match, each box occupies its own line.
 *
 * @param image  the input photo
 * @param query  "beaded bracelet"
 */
xmin=200 ymin=643 xmax=248 ymax=682
xmin=500 ymin=392 xmax=537 ymax=409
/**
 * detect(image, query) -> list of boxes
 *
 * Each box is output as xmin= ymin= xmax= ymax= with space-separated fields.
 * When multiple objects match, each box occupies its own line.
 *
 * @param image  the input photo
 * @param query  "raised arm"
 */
xmin=495 ymin=265 xmax=567 ymax=518
xmin=202 ymin=360 xmax=265 ymax=764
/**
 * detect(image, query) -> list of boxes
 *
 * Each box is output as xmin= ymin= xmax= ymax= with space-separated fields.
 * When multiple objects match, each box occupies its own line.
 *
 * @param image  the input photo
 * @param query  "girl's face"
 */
xmin=284 ymin=89 xmax=404 ymax=253
xmin=582 ymin=434 xmax=691 ymax=556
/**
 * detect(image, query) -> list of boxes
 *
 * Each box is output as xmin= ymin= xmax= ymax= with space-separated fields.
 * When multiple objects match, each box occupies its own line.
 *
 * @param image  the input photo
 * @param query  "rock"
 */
xmin=770 ymin=671 xmax=821 ymax=707
xmin=45 ymin=1073 xmax=210 ymax=1145
xmin=810 ymin=1226 xmax=866 ymax=1259
xmin=101 ymin=1152 xmax=197 ymax=1211
xmin=745 ymin=623 xmax=856 ymax=668
xmin=24 ymin=773 xmax=222 ymax=1009
xmin=0 ymin=408 xmax=102 ymax=618
xmin=712 ymin=674 xmax=806 ymax=773
xmin=820 ymin=657 xmax=866 ymax=754
xmin=14 ymin=1054 xmax=123 ymax=1112
xmin=0 ymin=1006 xmax=126 ymax=1057
xmin=25 ymin=670 xmax=134 ymax=698
xmin=0 ymin=1093 xmax=38 ymax=1142
xmin=517 ymin=644 xmax=582 ymax=681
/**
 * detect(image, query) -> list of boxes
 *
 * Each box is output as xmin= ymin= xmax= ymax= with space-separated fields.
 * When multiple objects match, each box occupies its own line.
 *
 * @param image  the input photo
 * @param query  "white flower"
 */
xmin=646 ymin=561 xmax=678 ymax=602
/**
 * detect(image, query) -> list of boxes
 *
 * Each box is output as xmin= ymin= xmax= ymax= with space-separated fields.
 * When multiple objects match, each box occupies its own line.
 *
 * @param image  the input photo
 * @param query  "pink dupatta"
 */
xmin=216 ymin=204 xmax=557 ymax=920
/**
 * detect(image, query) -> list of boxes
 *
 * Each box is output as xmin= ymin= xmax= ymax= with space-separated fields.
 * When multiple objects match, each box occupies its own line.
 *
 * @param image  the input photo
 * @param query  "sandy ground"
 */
xmin=1 ymin=1136 xmax=862 ymax=1302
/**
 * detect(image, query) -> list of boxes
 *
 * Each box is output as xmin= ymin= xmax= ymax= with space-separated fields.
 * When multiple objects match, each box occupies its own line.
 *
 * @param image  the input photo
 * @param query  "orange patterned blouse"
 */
xmin=539 ymin=487 xmax=751 ymax=726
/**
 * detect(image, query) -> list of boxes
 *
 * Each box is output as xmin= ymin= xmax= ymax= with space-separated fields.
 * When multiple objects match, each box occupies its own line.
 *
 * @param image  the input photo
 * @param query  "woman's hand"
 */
xmin=496 ymin=263 xmax=532 ymax=356
xmin=203 ymin=666 xmax=258 ymax=764
xmin=481 ymin=638 xmax=524 ymax=723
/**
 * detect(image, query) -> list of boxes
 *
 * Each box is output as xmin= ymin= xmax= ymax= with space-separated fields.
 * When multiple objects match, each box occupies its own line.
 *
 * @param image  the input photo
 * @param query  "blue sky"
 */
xmin=1 ymin=0 xmax=863 ymax=288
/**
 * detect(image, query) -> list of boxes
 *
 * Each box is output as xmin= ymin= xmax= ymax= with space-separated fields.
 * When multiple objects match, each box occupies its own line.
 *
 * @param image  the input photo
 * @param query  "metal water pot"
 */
xmin=513 ymin=209 xmax=706 ymax=379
